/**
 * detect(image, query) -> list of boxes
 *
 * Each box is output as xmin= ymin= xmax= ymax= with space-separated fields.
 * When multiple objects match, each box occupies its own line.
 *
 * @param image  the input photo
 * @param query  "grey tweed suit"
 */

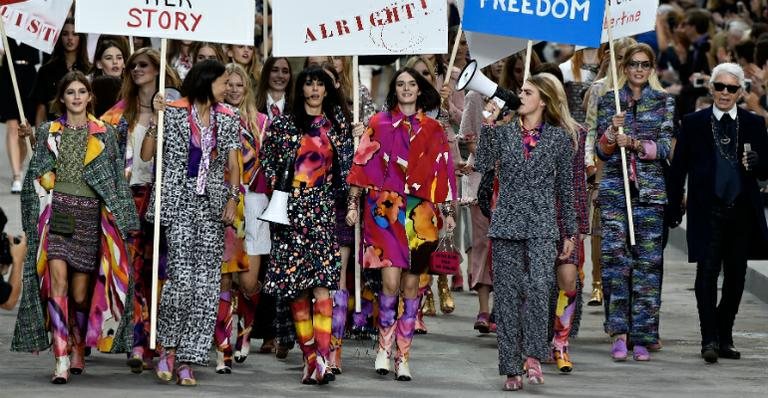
xmin=477 ymin=121 xmax=576 ymax=376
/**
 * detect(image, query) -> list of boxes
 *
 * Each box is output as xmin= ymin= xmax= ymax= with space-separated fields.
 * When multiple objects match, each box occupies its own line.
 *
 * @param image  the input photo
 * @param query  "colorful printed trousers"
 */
xmin=600 ymin=201 xmax=664 ymax=346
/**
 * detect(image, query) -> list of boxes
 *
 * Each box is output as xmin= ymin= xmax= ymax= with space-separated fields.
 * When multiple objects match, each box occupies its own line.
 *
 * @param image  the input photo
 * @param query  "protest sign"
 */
xmin=74 ymin=0 xmax=255 ymax=45
xmin=272 ymin=0 xmax=447 ymax=56
xmin=0 ymin=0 xmax=73 ymax=53
xmin=462 ymin=0 xmax=606 ymax=48
xmin=600 ymin=0 xmax=658 ymax=43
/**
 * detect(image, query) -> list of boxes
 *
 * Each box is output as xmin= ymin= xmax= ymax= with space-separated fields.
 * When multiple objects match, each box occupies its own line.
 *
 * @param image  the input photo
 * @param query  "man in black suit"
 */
xmin=668 ymin=62 xmax=768 ymax=363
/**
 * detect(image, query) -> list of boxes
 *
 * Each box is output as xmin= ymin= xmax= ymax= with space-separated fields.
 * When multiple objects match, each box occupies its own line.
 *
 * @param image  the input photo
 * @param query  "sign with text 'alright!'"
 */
xmin=273 ymin=0 xmax=447 ymax=57
xmin=75 ymin=0 xmax=255 ymax=45
xmin=462 ymin=0 xmax=606 ymax=48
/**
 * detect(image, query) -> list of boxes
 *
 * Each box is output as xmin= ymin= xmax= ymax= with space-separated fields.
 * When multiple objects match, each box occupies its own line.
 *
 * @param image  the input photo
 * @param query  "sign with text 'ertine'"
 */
xmin=600 ymin=0 xmax=657 ymax=43
xmin=0 ymin=0 xmax=73 ymax=53
xmin=75 ymin=0 xmax=255 ymax=45
xmin=273 ymin=0 xmax=447 ymax=57
xmin=462 ymin=0 xmax=606 ymax=48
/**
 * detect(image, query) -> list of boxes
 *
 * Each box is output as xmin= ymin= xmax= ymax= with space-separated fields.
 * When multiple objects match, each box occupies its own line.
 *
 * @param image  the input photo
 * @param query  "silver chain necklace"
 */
xmin=711 ymin=114 xmax=739 ymax=163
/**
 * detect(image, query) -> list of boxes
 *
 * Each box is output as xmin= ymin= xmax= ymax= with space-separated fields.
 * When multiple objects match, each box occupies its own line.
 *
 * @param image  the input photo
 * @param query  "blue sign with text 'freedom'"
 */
xmin=462 ymin=0 xmax=606 ymax=47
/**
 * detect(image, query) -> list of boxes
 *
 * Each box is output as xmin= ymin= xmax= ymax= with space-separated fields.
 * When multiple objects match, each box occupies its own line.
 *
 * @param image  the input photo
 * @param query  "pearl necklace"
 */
xmin=64 ymin=120 xmax=88 ymax=130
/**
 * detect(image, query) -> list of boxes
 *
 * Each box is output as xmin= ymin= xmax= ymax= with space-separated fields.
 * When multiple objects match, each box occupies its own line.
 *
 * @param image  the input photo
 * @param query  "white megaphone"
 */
xmin=258 ymin=156 xmax=293 ymax=225
xmin=456 ymin=60 xmax=521 ymax=117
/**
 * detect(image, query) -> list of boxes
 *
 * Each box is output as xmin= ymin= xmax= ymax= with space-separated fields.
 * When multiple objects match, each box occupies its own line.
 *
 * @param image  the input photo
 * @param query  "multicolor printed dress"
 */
xmin=347 ymin=109 xmax=457 ymax=273
xmin=261 ymin=112 xmax=353 ymax=299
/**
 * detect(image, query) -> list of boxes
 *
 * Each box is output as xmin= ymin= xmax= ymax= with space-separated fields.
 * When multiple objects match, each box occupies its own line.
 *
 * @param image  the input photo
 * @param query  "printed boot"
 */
xmin=214 ymin=290 xmax=233 ymax=374
xmin=314 ymin=297 xmax=334 ymax=384
xmin=375 ymin=293 xmax=398 ymax=375
xmin=290 ymin=297 xmax=317 ymax=384
xmin=329 ymin=289 xmax=349 ymax=374
xmin=48 ymin=296 xmax=70 ymax=384
xmin=394 ymin=297 xmax=419 ymax=381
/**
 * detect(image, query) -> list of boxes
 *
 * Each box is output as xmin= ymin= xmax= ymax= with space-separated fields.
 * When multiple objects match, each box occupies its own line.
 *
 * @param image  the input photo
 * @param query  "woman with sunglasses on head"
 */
xmin=347 ymin=67 xmax=457 ymax=382
xmin=594 ymin=43 xmax=673 ymax=362
xmin=259 ymin=66 xmax=354 ymax=385
xmin=14 ymin=71 xmax=139 ymax=384
xmin=148 ymin=60 xmax=242 ymax=386
xmin=210 ymin=63 xmax=270 ymax=374
xmin=477 ymin=72 xmax=576 ymax=391
xmin=100 ymin=47 xmax=182 ymax=374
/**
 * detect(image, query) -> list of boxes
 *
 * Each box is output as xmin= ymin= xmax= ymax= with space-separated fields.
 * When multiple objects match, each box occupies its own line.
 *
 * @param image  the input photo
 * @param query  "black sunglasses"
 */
xmin=712 ymin=82 xmax=740 ymax=93
xmin=130 ymin=61 xmax=150 ymax=69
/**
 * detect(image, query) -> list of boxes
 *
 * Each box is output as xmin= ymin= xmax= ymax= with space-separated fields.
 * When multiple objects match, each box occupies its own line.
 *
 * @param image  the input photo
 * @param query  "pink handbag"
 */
xmin=429 ymin=233 xmax=461 ymax=275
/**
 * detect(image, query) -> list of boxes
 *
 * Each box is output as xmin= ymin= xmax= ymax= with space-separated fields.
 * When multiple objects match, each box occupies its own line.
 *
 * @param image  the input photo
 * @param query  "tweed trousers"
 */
xmin=492 ymin=238 xmax=556 ymax=376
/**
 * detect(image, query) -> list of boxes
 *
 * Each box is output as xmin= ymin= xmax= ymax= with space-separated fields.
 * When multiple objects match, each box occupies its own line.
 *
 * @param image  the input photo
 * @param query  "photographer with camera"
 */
xmin=1 ymin=208 xmax=27 ymax=310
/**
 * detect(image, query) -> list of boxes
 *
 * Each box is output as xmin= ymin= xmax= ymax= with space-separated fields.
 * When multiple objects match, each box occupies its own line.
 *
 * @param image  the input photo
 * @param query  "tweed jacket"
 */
xmin=14 ymin=116 xmax=139 ymax=352
xmin=594 ymin=83 xmax=674 ymax=206
xmin=477 ymin=121 xmax=576 ymax=240
xmin=260 ymin=105 xmax=354 ymax=200
xmin=149 ymin=99 xmax=242 ymax=225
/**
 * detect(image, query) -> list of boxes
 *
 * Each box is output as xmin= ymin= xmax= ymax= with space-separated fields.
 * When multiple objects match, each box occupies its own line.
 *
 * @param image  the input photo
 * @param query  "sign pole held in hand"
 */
xmin=149 ymin=38 xmax=168 ymax=350
xmin=352 ymin=55 xmax=362 ymax=313
xmin=445 ymin=24 xmax=463 ymax=89
xmin=0 ymin=15 xmax=31 ymax=152
xmin=606 ymin=5 xmax=636 ymax=246
xmin=523 ymin=40 xmax=533 ymax=81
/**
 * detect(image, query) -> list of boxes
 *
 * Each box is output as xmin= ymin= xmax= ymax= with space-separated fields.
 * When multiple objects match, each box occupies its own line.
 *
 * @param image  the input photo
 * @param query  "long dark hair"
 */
xmin=51 ymin=18 xmax=91 ymax=71
xmin=255 ymin=57 xmax=294 ymax=114
xmin=292 ymin=66 xmax=346 ymax=133
xmin=89 ymin=37 xmax=130 ymax=77
xmin=320 ymin=62 xmax=352 ymax=124
xmin=385 ymin=67 xmax=441 ymax=112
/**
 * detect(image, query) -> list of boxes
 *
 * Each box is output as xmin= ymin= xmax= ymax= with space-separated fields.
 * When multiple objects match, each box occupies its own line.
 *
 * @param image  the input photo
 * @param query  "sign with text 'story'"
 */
xmin=0 ymin=0 xmax=73 ymax=53
xmin=273 ymin=0 xmax=447 ymax=57
xmin=462 ymin=0 xmax=606 ymax=48
xmin=75 ymin=0 xmax=255 ymax=45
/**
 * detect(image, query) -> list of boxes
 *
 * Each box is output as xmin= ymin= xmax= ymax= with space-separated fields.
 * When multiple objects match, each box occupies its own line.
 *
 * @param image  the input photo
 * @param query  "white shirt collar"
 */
xmin=712 ymin=105 xmax=737 ymax=121
xmin=267 ymin=93 xmax=285 ymax=110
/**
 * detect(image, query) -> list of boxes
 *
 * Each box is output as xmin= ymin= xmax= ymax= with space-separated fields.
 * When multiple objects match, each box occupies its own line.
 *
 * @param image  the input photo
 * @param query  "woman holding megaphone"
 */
xmin=258 ymin=66 xmax=354 ymax=385
xmin=476 ymin=72 xmax=577 ymax=391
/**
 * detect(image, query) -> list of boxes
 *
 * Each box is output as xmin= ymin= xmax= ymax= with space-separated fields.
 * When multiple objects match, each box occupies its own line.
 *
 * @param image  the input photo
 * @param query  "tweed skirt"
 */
xmin=47 ymin=191 xmax=101 ymax=273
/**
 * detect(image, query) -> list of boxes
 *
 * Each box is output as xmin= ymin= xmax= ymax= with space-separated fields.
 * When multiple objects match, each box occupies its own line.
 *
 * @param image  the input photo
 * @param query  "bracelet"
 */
xmin=347 ymin=192 xmax=361 ymax=211
xmin=228 ymin=185 xmax=240 ymax=202
xmin=144 ymin=127 xmax=157 ymax=140
xmin=440 ymin=203 xmax=456 ymax=218
xmin=567 ymin=235 xmax=577 ymax=242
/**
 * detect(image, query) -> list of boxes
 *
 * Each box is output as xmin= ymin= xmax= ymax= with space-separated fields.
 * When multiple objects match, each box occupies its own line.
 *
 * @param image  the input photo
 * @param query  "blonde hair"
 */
xmin=598 ymin=37 xmax=638 ymax=96
xmin=529 ymin=73 xmax=579 ymax=149
xmin=405 ymin=56 xmax=437 ymax=87
xmin=119 ymin=47 xmax=182 ymax=130
xmin=616 ymin=43 xmax=665 ymax=93
xmin=225 ymin=63 xmax=263 ymax=138
xmin=333 ymin=56 xmax=354 ymax=100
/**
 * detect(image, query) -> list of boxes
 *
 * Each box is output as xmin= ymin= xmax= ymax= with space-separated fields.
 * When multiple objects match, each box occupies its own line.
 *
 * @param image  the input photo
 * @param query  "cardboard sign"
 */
xmin=462 ymin=0 xmax=606 ymax=48
xmin=74 ymin=0 xmax=255 ymax=45
xmin=0 ymin=0 xmax=73 ymax=53
xmin=273 ymin=0 xmax=447 ymax=57
xmin=601 ymin=0 xmax=658 ymax=43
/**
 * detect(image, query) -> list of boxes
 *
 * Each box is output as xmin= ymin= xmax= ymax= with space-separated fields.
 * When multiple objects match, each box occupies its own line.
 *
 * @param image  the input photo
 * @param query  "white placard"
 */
xmin=75 ymin=0 xmax=255 ymax=45
xmin=601 ymin=0 xmax=658 ymax=43
xmin=273 ymin=0 xmax=447 ymax=57
xmin=0 ymin=0 xmax=73 ymax=53
xmin=466 ymin=32 xmax=536 ymax=69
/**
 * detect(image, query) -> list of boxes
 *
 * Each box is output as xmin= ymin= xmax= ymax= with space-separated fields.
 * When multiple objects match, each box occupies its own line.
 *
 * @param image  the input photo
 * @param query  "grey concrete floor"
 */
xmin=0 ymin=124 xmax=766 ymax=397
